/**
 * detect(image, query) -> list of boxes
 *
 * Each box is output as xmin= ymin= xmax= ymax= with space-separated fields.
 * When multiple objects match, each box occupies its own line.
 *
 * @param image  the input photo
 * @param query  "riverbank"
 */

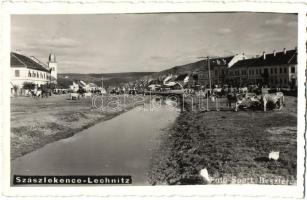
xmin=11 ymin=94 xmax=148 ymax=160
xmin=148 ymin=96 xmax=297 ymax=185
xmin=12 ymin=100 xmax=178 ymax=185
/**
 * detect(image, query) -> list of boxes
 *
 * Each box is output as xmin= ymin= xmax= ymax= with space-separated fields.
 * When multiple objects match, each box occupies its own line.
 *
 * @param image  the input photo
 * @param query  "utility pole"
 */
xmin=197 ymin=55 xmax=218 ymax=111
xmin=206 ymin=57 xmax=211 ymax=111
xmin=101 ymin=75 xmax=104 ymax=89
xmin=207 ymin=56 xmax=212 ymax=92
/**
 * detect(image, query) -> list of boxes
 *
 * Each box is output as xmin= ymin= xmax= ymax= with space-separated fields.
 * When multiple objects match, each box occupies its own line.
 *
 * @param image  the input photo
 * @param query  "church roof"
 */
xmin=11 ymin=52 xmax=50 ymax=73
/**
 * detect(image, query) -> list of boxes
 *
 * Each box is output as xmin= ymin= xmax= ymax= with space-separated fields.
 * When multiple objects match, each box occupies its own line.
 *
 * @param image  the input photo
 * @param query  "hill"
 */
xmin=57 ymin=72 xmax=155 ymax=88
xmin=151 ymin=60 xmax=206 ymax=78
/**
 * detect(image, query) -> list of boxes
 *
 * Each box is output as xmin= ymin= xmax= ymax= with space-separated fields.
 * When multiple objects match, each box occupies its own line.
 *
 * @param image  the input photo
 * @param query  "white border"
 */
xmin=1 ymin=1 xmax=306 ymax=198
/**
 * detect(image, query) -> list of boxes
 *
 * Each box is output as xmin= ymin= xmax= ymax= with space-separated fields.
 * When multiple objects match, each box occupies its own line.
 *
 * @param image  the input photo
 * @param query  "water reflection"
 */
xmin=12 ymin=101 xmax=178 ymax=185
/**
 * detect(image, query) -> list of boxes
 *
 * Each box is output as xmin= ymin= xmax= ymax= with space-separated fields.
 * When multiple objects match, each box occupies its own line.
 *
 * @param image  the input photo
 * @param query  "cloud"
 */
xmin=11 ymin=13 xmax=297 ymax=74
xmin=264 ymin=17 xmax=283 ymax=25
xmin=217 ymin=28 xmax=232 ymax=35
xmin=27 ymin=37 xmax=80 ymax=49
xmin=286 ymin=21 xmax=297 ymax=27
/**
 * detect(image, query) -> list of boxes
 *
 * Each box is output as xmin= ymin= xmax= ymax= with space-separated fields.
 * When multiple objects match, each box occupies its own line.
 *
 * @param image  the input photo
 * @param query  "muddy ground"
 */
xmin=148 ymin=96 xmax=297 ymax=185
xmin=11 ymin=94 xmax=148 ymax=160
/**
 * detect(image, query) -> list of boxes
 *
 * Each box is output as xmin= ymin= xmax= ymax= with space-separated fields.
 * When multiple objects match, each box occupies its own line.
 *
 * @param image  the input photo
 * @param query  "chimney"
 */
xmin=263 ymin=51 xmax=266 ymax=60
xmin=242 ymin=52 xmax=245 ymax=60
xmin=283 ymin=48 xmax=286 ymax=54
xmin=273 ymin=50 xmax=276 ymax=56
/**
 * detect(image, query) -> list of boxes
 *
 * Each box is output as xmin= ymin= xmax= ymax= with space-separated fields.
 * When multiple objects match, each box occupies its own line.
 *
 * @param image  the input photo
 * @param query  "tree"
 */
xmin=77 ymin=86 xmax=86 ymax=94
xmin=12 ymin=85 xmax=19 ymax=96
xmin=23 ymin=82 xmax=35 ymax=90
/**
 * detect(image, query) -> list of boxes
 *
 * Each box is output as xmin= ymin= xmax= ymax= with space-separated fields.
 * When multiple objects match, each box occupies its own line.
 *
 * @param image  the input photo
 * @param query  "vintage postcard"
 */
xmin=0 ymin=0 xmax=306 ymax=198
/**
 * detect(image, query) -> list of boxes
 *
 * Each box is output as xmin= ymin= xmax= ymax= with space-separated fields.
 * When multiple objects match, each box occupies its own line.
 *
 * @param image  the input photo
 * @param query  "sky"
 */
xmin=11 ymin=13 xmax=297 ymax=74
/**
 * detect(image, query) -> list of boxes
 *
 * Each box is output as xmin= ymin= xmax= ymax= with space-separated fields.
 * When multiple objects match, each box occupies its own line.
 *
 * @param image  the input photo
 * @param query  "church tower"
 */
xmin=48 ymin=53 xmax=57 ymax=83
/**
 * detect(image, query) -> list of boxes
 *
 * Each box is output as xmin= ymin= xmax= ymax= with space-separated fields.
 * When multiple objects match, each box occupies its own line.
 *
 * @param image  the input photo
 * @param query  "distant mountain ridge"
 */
xmin=57 ymin=72 xmax=155 ymax=88
xmin=57 ymin=60 xmax=209 ymax=88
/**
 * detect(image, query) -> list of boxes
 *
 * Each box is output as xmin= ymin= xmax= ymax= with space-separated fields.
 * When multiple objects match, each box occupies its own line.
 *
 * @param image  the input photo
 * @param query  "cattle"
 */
xmin=226 ymin=92 xmax=261 ymax=112
xmin=70 ymin=92 xmax=81 ymax=100
xmin=234 ymin=93 xmax=261 ymax=112
xmin=238 ymin=87 xmax=248 ymax=94
xmin=226 ymin=92 xmax=238 ymax=108
xmin=83 ymin=92 xmax=92 ymax=98
xmin=262 ymin=92 xmax=285 ymax=112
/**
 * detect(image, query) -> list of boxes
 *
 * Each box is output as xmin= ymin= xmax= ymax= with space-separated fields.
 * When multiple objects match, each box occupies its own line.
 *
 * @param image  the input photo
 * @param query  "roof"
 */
xmin=11 ymin=52 xmax=50 ymax=72
xmin=231 ymin=49 xmax=297 ymax=69
xmin=197 ymin=56 xmax=234 ymax=72
xmin=174 ymin=74 xmax=189 ymax=81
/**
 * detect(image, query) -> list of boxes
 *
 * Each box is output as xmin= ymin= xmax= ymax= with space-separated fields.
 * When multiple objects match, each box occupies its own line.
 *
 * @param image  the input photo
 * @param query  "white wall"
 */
xmin=11 ymin=67 xmax=51 ymax=89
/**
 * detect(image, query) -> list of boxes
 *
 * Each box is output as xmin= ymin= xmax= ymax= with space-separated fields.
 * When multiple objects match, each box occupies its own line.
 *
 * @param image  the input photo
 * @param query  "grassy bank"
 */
xmin=11 ymin=94 xmax=148 ymax=160
xmin=148 ymin=96 xmax=297 ymax=185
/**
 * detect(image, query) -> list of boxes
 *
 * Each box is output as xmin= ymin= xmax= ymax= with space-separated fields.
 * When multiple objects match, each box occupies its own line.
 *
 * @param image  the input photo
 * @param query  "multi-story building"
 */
xmin=10 ymin=52 xmax=58 ymax=94
xmin=228 ymin=48 xmax=297 ymax=89
xmin=196 ymin=54 xmax=246 ymax=88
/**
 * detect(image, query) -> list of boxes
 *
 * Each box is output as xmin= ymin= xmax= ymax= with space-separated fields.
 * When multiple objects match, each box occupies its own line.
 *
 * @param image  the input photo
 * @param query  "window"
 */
xmin=271 ymin=68 xmax=273 ymax=74
xmin=275 ymin=68 xmax=277 ymax=74
xmin=284 ymin=68 xmax=287 ymax=73
xmin=15 ymin=70 xmax=20 ymax=77
xmin=291 ymin=67 xmax=295 ymax=73
xmin=280 ymin=68 xmax=282 ymax=73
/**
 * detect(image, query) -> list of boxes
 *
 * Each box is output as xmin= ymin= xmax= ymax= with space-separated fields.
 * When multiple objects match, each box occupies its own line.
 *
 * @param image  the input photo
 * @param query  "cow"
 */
xmin=238 ymin=87 xmax=248 ymax=94
xmin=83 ymin=92 xmax=92 ymax=98
xmin=226 ymin=92 xmax=237 ymax=108
xmin=234 ymin=93 xmax=261 ymax=111
xmin=262 ymin=92 xmax=285 ymax=112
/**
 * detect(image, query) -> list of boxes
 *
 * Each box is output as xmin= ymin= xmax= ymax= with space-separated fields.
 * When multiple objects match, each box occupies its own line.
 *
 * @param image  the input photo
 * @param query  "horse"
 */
xmin=41 ymin=88 xmax=52 ymax=98
xmin=30 ymin=89 xmax=42 ymax=99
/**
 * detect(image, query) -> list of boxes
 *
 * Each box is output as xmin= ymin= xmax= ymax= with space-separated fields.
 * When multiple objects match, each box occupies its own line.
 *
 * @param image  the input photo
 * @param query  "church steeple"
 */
xmin=48 ymin=52 xmax=57 ymax=82
xmin=49 ymin=53 xmax=56 ymax=63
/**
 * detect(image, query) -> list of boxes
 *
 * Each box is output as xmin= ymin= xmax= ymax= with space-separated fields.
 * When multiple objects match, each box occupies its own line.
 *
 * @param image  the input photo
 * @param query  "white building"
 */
xmin=10 ymin=52 xmax=58 ymax=94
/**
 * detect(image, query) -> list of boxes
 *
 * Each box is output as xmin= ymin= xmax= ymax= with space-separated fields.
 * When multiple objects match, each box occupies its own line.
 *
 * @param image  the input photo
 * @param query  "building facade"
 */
xmin=10 ymin=52 xmax=58 ymax=94
xmin=227 ymin=48 xmax=297 ymax=89
xmin=196 ymin=54 xmax=246 ymax=88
